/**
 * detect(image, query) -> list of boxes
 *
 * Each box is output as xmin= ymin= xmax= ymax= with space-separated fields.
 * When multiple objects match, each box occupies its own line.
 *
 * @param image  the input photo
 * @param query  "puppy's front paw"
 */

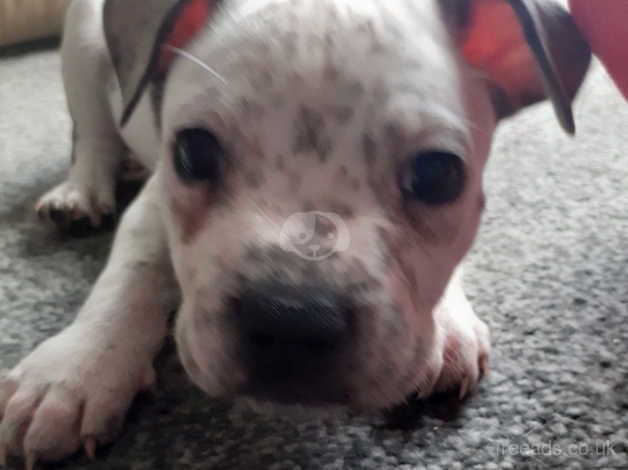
xmin=0 ymin=327 xmax=155 ymax=466
xmin=35 ymin=179 xmax=115 ymax=228
xmin=421 ymin=281 xmax=491 ymax=400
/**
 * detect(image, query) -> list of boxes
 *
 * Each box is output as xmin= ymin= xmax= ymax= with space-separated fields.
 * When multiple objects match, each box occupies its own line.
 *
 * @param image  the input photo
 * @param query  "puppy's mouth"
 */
xmin=235 ymin=335 xmax=353 ymax=406
xmin=179 ymin=322 xmax=354 ymax=407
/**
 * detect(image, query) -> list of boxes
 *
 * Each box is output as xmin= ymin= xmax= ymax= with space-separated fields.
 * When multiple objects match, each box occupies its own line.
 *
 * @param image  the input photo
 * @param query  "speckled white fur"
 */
xmin=3 ymin=0 xmax=567 ymax=465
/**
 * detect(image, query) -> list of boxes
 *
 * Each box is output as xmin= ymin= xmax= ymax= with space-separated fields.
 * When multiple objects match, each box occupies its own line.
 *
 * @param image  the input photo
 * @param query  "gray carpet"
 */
xmin=1 ymin=40 xmax=627 ymax=470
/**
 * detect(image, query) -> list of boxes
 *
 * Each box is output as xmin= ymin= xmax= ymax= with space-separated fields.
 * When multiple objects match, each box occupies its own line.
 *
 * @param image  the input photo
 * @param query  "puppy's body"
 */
xmin=0 ymin=0 xmax=589 ymax=465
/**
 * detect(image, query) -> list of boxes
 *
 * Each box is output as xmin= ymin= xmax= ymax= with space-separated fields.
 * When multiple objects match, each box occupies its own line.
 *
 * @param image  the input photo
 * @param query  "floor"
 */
xmin=0 ymin=40 xmax=627 ymax=469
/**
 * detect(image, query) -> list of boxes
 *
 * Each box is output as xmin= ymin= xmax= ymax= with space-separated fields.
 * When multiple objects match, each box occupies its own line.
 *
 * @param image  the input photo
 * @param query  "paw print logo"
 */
xmin=279 ymin=212 xmax=351 ymax=261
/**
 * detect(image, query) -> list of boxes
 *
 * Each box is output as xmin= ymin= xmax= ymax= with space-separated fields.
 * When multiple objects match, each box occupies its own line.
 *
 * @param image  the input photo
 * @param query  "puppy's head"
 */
xmin=105 ymin=0 xmax=589 ymax=409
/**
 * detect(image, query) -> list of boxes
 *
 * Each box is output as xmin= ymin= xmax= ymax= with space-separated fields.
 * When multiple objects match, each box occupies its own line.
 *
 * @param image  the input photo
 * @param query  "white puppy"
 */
xmin=0 ymin=0 xmax=590 ymax=466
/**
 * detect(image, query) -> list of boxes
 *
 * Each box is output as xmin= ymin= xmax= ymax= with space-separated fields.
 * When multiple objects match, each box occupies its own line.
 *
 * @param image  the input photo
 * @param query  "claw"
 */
xmin=70 ymin=203 xmax=84 ymax=221
xmin=479 ymin=354 xmax=489 ymax=379
xmin=35 ymin=205 xmax=45 ymax=220
xmin=25 ymin=453 xmax=36 ymax=470
xmin=141 ymin=368 xmax=157 ymax=393
xmin=99 ymin=203 xmax=113 ymax=216
xmin=83 ymin=437 xmax=97 ymax=460
xmin=459 ymin=376 xmax=470 ymax=400
xmin=89 ymin=212 xmax=102 ymax=228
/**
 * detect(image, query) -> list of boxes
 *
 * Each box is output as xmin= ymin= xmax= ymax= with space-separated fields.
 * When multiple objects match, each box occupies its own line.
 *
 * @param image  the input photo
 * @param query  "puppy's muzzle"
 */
xmin=231 ymin=281 xmax=354 ymax=404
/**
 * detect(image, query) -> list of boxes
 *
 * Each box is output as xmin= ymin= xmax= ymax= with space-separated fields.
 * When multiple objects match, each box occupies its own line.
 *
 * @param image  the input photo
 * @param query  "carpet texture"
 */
xmin=0 ymin=40 xmax=627 ymax=469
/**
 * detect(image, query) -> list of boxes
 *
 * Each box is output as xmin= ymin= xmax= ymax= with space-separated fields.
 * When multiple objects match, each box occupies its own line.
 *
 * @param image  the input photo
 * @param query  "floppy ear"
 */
xmin=103 ymin=0 xmax=215 ymax=126
xmin=441 ymin=0 xmax=591 ymax=134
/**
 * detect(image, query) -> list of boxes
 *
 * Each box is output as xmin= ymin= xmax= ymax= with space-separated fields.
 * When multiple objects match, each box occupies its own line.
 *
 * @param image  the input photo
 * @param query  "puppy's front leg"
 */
xmin=419 ymin=272 xmax=491 ymax=400
xmin=0 ymin=177 xmax=176 ymax=466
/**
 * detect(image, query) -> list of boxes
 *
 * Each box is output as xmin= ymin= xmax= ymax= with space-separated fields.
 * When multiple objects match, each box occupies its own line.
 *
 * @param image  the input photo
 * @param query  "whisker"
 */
xmin=250 ymin=200 xmax=282 ymax=230
xmin=165 ymin=45 xmax=228 ymax=84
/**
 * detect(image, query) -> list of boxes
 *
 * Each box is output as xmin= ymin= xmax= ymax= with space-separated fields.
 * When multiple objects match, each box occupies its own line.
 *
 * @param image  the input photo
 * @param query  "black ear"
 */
xmin=442 ymin=0 xmax=591 ymax=134
xmin=506 ymin=0 xmax=591 ymax=134
xmin=103 ymin=0 xmax=213 ymax=126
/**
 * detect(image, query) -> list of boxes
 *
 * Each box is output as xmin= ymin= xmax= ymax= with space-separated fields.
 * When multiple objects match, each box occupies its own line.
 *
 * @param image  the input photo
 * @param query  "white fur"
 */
xmin=0 ymin=0 xmax=502 ymax=464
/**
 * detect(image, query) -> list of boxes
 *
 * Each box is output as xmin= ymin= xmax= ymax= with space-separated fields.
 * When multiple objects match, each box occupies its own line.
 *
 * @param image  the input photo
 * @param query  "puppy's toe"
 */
xmin=0 ymin=377 xmax=19 ymax=420
xmin=427 ymin=281 xmax=491 ymax=400
xmin=0 ymin=326 xmax=152 ymax=465
xmin=35 ymin=180 xmax=116 ymax=228
xmin=0 ymin=384 xmax=48 ymax=457
xmin=22 ymin=386 xmax=83 ymax=462
xmin=434 ymin=316 xmax=491 ymax=399
xmin=80 ymin=394 xmax=131 ymax=449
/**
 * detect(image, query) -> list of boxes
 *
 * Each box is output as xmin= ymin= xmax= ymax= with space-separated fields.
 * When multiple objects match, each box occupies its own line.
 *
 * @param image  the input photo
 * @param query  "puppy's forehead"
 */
xmin=163 ymin=0 xmax=464 ymax=144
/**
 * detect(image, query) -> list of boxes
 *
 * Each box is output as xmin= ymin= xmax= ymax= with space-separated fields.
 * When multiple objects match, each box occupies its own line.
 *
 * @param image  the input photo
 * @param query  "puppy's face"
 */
xmin=104 ymin=0 xmax=588 ymax=409
xmin=161 ymin=0 xmax=494 ymax=408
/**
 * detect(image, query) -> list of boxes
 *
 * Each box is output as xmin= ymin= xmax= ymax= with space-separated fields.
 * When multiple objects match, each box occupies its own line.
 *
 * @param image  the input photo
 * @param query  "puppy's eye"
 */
xmin=399 ymin=151 xmax=465 ymax=205
xmin=173 ymin=128 xmax=225 ymax=183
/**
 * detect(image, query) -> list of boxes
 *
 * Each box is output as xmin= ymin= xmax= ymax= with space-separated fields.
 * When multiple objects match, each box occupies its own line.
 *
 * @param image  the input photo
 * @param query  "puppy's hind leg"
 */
xmin=36 ymin=0 xmax=124 ymax=228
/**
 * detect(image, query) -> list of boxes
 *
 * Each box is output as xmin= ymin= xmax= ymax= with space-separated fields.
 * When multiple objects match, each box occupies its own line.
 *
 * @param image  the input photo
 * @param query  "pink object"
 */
xmin=569 ymin=0 xmax=628 ymax=100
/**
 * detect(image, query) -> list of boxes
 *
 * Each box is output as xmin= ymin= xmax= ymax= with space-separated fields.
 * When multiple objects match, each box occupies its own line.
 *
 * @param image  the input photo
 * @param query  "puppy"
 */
xmin=0 ymin=0 xmax=590 ymax=466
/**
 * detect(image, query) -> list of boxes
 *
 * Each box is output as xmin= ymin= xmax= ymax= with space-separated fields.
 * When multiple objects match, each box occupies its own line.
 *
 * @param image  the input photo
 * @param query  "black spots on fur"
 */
xmin=343 ymin=81 xmax=366 ymax=102
xmin=300 ymin=197 xmax=355 ymax=220
xmin=275 ymin=154 xmax=285 ymax=171
xmin=335 ymin=165 xmax=361 ymax=193
xmin=293 ymin=106 xmax=332 ymax=162
xmin=327 ymin=105 xmax=355 ymax=125
xmin=240 ymin=98 xmax=266 ymax=124
xmin=328 ymin=201 xmax=355 ymax=220
xmin=377 ymin=225 xmax=398 ymax=270
xmin=353 ymin=18 xmax=385 ymax=55
xmin=244 ymin=170 xmax=266 ymax=189
xmin=356 ymin=18 xmax=376 ymax=40
xmin=363 ymin=132 xmax=377 ymax=167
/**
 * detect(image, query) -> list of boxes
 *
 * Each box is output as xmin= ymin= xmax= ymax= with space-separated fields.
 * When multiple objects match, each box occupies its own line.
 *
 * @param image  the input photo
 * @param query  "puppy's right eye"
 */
xmin=173 ymin=128 xmax=225 ymax=184
xmin=398 ymin=150 xmax=466 ymax=205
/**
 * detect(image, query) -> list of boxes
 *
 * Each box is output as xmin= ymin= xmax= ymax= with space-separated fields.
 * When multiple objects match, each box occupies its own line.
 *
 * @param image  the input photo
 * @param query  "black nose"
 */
xmin=233 ymin=282 xmax=352 ymax=381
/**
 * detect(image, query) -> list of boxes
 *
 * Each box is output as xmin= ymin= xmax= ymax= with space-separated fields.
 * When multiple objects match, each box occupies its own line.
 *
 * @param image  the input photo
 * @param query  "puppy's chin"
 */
xmin=239 ymin=397 xmax=348 ymax=421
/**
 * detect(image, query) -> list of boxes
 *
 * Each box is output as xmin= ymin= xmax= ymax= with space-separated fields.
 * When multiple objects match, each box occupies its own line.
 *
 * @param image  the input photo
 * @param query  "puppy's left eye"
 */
xmin=173 ymin=128 xmax=225 ymax=184
xmin=398 ymin=151 xmax=466 ymax=205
